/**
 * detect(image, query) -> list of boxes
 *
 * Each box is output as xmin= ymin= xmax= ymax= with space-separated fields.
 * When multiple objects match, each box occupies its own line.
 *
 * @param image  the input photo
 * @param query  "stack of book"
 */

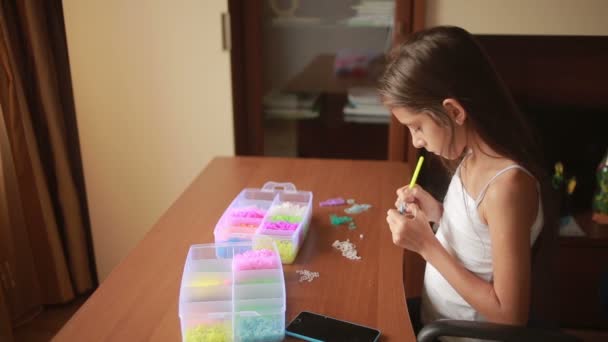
xmin=344 ymin=87 xmax=390 ymax=124
xmin=263 ymin=90 xmax=319 ymax=119
xmin=341 ymin=0 xmax=394 ymax=27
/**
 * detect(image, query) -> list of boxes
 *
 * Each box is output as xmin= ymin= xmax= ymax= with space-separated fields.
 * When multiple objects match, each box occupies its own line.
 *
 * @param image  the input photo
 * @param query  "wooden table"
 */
xmin=55 ymin=157 xmax=416 ymax=341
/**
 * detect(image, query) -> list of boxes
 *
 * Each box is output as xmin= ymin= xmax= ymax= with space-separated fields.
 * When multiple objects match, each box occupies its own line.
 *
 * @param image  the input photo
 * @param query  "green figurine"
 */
xmin=552 ymin=162 xmax=575 ymax=217
xmin=552 ymin=162 xmax=564 ymax=190
xmin=552 ymin=162 xmax=584 ymax=235
xmin=592 ymin=149 xmax=608 ymax=224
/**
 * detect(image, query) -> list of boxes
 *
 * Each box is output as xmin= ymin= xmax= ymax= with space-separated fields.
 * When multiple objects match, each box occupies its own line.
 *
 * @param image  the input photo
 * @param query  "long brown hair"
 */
xmin=380 ymin=26 xmax=540 ymax=171
xmin=379 ymin=25 xmax=558 ymax=322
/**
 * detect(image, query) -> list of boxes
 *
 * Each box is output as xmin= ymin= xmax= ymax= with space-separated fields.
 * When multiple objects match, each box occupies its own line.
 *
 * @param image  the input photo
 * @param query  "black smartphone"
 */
xmin=285 ymin=311 xmax=381 ymax=342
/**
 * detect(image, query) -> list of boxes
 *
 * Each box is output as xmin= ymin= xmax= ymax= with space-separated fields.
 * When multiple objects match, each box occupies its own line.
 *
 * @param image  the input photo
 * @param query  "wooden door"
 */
xmin=63 ymin=0 xmax=234 ymax=280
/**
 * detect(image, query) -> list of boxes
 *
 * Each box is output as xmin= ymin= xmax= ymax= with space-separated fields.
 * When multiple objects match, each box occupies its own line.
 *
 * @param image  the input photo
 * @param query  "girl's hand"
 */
xmin=386 ymin=203 xmax=438 ymax=258
xmin=395 ymin=185 xmax=443 ymax=222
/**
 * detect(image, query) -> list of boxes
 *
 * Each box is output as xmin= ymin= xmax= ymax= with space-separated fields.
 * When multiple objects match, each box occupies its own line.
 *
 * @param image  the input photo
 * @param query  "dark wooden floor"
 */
xmin=12 ymin=296 xmax=87 ymax=342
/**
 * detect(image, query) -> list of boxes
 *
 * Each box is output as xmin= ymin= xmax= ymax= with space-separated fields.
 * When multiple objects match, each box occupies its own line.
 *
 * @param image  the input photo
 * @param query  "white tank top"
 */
xmin=420 ymin=161 xmax=543 ymax=341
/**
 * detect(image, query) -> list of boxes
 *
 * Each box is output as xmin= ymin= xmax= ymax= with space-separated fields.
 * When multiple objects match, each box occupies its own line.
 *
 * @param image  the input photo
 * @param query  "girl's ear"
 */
xmin=442 ymin=98 xmax=467 ymax=126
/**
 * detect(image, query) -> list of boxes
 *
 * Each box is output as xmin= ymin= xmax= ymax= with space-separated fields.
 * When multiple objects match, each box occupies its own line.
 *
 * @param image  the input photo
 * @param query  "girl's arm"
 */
xmin=422 ymin=171 xmax=538 ymax=325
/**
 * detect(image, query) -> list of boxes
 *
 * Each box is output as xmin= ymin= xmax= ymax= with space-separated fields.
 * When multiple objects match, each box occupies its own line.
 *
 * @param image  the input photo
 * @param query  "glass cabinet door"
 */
xmin=261 ymin=0 xmax=394 ymax=159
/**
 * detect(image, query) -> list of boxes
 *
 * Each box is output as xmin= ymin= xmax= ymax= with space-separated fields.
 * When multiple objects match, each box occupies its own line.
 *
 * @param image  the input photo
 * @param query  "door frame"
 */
xmin=229 ymin=0 xmax=264 ymax=155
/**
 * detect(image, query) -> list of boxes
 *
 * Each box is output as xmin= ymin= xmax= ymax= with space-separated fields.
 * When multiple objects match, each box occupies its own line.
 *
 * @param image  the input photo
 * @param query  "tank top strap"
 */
xmin=474 ymin=165 xmax=534 ymax=206
xmin=455 ymin=149 xmax=473 ymax=176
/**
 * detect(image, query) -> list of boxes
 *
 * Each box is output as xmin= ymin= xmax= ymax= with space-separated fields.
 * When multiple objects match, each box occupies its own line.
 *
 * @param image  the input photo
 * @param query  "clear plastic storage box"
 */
xmin=213 ymin=182 xmax=313 ymax=264
xmin=178 ymin=242 xmax=286 ymax=342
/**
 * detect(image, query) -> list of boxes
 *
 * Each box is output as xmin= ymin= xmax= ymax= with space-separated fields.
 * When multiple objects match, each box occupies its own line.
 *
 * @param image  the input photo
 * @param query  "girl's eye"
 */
xmin=407 ymin=125 xmax=422 ymax=134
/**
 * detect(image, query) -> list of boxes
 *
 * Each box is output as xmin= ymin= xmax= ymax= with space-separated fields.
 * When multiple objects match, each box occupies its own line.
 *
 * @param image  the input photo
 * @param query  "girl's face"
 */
xmin=392 ymin=106 xmax=467 ymax=160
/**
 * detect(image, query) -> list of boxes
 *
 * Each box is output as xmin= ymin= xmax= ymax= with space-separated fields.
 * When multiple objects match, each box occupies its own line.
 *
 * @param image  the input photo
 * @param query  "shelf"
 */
xmin=284 ymin=54 xmax=383 ymax=94
xmin=560 ymin=212 xmax=608 ymax=247
xmin=295 ymin=93 xmax=388 ymax=160
xmin=343 ymin=114 xmax=389 ymax=124
xmin=269 ymin=18 xmax=392 ymax=30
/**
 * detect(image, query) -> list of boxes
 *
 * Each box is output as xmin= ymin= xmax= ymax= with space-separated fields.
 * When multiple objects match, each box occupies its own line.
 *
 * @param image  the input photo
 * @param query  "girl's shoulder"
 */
xmin=461 ymin=156 xmax=533 ymax=198
xmin=480 ymin=162 xmax=539 ymax=225
xmin=488 ymin=166 xmax=537 ymax=195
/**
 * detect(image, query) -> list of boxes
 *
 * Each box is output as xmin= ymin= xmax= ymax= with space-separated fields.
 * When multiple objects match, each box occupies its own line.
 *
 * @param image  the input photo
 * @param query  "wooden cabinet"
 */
xmin=229 ymin=0 xmax=422 ymax=163
xmin=558 ymin=214 xmax=608 ymax=329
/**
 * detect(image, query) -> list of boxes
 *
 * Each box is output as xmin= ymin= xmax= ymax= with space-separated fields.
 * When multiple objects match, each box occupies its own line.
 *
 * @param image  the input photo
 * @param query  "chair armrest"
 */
xmin=417 ymin=319 xmax=581 ymax=342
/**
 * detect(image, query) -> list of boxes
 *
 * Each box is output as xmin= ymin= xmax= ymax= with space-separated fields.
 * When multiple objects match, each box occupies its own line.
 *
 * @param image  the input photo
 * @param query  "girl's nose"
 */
xmin=413 ymin=138 xmax=425 ymax=149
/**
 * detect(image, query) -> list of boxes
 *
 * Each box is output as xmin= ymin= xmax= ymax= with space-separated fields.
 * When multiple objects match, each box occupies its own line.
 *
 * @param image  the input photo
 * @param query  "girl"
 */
xmin=380 ymin=26 xmax=555 ymax=340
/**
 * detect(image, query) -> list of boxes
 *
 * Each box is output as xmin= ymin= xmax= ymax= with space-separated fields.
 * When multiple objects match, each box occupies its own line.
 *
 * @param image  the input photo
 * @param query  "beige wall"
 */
xmin=63 ymin=0 xmax=234 ymax=281
xmin=426 ymin=0 xmax=608 ymax=35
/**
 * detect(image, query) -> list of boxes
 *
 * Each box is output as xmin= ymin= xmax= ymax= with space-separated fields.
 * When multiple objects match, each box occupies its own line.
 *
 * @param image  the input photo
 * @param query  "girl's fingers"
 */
xmin=407 ymin=186 xmax=420 ymax=201
xmin=395 ymin=199 xmax=402 ymax=209
xmin=386 ymin=210 xmax=395 ymax=225
xmin=398 ymin=185 xmax=420 ymax=203
xmin=387 ymin=209 xmax=407 ymax=225
xmin=396 ymin=186 xmax=409 ymax=201
xmin=386 ymin=208 xmax=399 ymax=220
xmin=406 ymin=203 xmax=418 ymax=216
xmin=407 ymin=202 xmax=428 ymax=223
